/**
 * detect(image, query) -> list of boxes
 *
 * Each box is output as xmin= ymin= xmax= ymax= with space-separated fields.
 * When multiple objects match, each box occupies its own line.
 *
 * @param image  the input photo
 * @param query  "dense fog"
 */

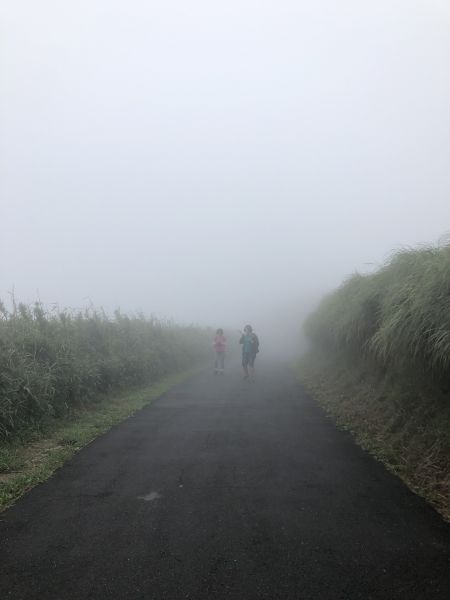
xmin=1 ymin=1 xmax=450 ymax=351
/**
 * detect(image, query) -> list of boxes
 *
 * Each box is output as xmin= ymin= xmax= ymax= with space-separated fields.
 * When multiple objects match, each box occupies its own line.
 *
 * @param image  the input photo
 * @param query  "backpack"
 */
xmin=252 ymin=334 xmax=260 ymax=354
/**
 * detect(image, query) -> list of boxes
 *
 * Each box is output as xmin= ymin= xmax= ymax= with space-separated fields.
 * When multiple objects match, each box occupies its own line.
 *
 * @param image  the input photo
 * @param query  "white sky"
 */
xmin=1 ymin=1 xmax=450 ymax=333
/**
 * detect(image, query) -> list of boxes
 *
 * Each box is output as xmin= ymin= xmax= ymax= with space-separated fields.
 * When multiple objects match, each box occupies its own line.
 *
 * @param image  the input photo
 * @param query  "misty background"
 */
xmin=1 ymin=1 xmax=450 ymax=350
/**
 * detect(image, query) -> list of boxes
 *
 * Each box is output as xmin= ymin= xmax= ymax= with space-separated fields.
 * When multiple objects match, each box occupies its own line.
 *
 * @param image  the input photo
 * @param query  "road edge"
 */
xmin=295 ymin=355 xmax=450 ymax=523
xmin=0 ymin=367 xmax=200 ymax=513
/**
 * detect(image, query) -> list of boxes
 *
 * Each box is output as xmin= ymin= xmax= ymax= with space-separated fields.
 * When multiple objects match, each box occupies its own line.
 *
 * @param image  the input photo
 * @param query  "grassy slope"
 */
xmin=300 ymin=244 xmax=450 ymax=521
xmin=305 ymin=245 xmax=450 ymax=381
xmin=297 ymin=353 xmax=450 ymax=522
xmin=0 ymin=368 xmax=198 ymax=512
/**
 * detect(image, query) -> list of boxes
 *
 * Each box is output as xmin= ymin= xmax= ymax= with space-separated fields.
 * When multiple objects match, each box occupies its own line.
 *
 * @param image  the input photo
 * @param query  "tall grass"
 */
xmin=305 ymin=243 xmax=450 ymax=384
xmin=302 ymin=242 xmax=450 ymax=519
xmin=0 ymin=300 xmax=210 ymax=441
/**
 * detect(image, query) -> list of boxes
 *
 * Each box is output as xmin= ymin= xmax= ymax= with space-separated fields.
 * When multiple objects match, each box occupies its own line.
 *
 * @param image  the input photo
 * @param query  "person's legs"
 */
xmin=219 ymin=352 xmax=225 ymax=373
xmin=242 ymin=353 xmax=249 ymax=378
xmin=214 ymin=352 xmax=220 ymax=374
xmin=249 ymin=354 xmax=256 ymax=379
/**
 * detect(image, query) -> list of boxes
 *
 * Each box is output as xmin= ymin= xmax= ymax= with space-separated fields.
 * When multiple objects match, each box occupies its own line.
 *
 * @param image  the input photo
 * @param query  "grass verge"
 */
xmin=0 ymin=368 xmax=199 ymax=513
xmin=297 ymin=353 xmax=450 ymax=523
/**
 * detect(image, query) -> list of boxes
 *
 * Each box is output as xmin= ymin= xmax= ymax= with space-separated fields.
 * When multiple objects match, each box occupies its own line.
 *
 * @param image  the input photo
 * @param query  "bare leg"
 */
xmin=249 ymin=356 xmax=256 ymax=380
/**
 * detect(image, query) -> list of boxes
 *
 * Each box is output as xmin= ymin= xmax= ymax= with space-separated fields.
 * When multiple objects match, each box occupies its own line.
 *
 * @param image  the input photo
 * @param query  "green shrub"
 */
xmin=0 ymin=301 xmax=210 ymax=441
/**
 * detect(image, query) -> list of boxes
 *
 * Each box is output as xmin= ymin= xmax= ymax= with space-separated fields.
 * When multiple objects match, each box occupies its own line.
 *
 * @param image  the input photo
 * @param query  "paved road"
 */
xmin=1 ymin=361 xmax=450 ymax=600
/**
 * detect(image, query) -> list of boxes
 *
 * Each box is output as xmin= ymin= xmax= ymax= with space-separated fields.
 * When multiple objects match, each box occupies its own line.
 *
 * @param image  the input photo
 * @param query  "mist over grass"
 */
xmin=0 ymin=300 xmax=210 ymax=441
xmin=305 ymin=242 xmax=450 ymax=385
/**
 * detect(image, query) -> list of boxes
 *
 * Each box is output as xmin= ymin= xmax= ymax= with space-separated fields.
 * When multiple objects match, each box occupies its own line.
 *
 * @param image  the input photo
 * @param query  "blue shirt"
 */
xmin=242 ymin=334 xmax=254 ymax=354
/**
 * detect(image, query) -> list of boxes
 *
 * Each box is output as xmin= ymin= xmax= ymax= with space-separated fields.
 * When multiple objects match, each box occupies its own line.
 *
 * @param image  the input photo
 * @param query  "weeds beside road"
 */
xmin=0 ymin=300 xmax=209 ymax=442
xmin=299 ymin=242 xmax=450 ymax=522
xmin=0 ymin=300 xmax=210 ymax=511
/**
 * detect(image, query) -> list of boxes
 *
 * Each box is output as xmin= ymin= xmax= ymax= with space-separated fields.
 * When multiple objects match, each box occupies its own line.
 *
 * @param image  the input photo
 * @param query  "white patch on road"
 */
xmin=138 ymin=491 xmax=162 ymax=502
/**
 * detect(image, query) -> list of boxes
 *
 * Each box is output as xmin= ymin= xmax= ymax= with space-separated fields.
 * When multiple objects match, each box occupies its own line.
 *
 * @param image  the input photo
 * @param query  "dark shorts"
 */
xmin=242 ymin=352 xmax=256 ymax=368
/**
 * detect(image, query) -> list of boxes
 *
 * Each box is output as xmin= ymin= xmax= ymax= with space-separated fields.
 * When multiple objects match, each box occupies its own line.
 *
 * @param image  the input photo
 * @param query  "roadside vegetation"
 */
xmin=0 ymin=300 xmax=209 ymax=442
xmin=298 ymin=242 xmax=450 ymax=521
xmin=0 ymin=300 xmax=210 ymax=510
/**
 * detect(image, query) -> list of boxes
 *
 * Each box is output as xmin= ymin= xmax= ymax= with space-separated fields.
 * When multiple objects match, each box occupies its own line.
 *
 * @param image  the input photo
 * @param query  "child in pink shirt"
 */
xmin=213 ymin=328 xmax=226 ymax=374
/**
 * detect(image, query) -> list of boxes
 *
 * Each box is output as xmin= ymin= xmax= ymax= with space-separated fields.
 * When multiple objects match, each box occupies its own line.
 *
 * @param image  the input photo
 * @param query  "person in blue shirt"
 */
xmin=239 ymin=324 xmax=260 ymax=380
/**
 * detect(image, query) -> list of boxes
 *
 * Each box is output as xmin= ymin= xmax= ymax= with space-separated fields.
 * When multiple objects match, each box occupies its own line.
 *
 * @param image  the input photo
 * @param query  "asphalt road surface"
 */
xmin=1 ymin=361 xmax=450 ymax=600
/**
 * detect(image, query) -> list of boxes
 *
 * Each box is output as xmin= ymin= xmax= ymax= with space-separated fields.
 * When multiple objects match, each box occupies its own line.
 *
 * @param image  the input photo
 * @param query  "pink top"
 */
xmin=213 ymin=335 xmax=226 ymax=352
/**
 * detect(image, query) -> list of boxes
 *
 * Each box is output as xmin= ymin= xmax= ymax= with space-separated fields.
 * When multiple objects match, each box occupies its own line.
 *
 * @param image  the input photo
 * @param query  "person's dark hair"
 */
xmin=244 ymin=324 xmax=253 ymax=333
xmin=216 ymin=328 xmax=224 ymax=335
